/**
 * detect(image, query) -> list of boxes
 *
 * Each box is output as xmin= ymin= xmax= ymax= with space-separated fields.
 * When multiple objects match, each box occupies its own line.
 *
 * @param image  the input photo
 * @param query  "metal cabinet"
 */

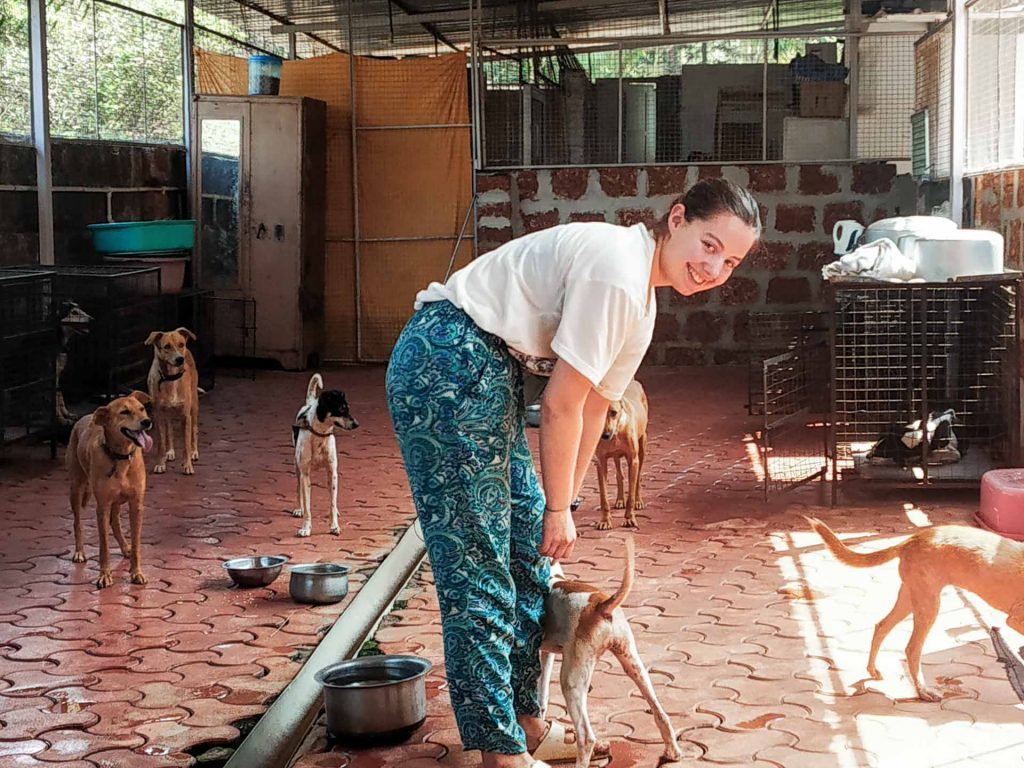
xmin=194 ymin=95 xmax=327 ymax=370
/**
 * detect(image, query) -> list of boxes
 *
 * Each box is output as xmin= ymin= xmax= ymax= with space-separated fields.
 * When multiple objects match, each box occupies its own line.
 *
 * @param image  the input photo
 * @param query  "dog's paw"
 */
xmin=153 ymin=463 xmax=167 ymax=474
xmin=120 ymin=547 xmax=133 ymax=558
xmin=867 ymin=664 xmax=882 ymax=680
xmin=190 ymin=450 xmax=199 ymax=462
xmin=622 ymin=517 xmax=640 ymax=529
xmin=329 ymin=525 xmax=341 ymax=536
xmin=96 ymin=572 xmax=114 ymax=589
xmin=71 ymin=550 xmax=86 ymax=563
xmin=613 ymin=500 xmax=626 ymax=509
xmin=596 ymin=520 xmax=612 ymax=530
xmin=634 ymin=499 xmax=646 ymax=510
xmin=130 ymin=571 xmax=147 ymax=585
xmin=662 ymin=742 xmax=685 ymax=763
xmin=183 ymin=463 xmax=195 ymax=476
xmin=166 ymin=449 xmax=176 ymax=461
xmin=297 ymin=527 xmax=311 ymax=538
xmin=291 ymin=508 xmax=304 ymax=518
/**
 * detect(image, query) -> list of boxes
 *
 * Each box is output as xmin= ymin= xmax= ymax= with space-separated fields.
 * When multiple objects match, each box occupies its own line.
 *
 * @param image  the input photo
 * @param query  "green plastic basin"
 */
xmin=88 ymin=220 xmax=195 ymax=254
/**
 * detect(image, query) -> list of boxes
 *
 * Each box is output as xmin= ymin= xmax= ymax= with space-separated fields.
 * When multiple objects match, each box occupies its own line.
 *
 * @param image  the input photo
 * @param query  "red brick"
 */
xmin=684 ymin=310 xmax=727 ymax=343
xmin=516 ymin=170 xmax=538 ymax=201
xmin=733 ymin=311 xmax=752 ymax=344
xmin=1007 ymin=219 xmax=1023 ymax=270
xmin=767 ymin=277 xmax=811 ymax=304
xmin=598 ymin=168 xmax=638 ymax=197
xmin=851 ymin=163 xmax=896 ymax=194
xmin=521 ymin=209 xmax=559 ymax=233
xmin=568 ymin=212 xmax=607 ymax=223
xmin=798 ymin=165 xmax=839 ymax=195
xmin=647 ymin=166 xmax=688 ymax=197
xmin=478 ymin=224 xmax=512 ymax=243
xmin=758 ymin=204 xmax=769 ymax=230
xmin=749 ymin=241 xmax=792 ymax=271
xmin=797 ymin=241 xmax=834 ymax=271
xmin=775 ymin=204 xmax=816 ymax=233
xmin=617 ymin=208 xmax=656 ymax=228
xmin=698 ymin=165 xmax=721 ymax=181
xmin=1003 ymin=170 xmax=1016 ymax=206
xmin=551 ymin=168 xmax=589 ymax=200
xmin=476 ymin=174 xmax=511 ymax=193
xmin=1017 ymin=169 xmax=1024 ymax=208
xmin=823 ymin=201 xmax=865 ymax=236
xmin=718 ymin=276 xmax=760 ymax=306
xmin=653 ymin=313 xmax=681 ymax=343
xmin=478 ymin=202 xmax=511 ymax=219
xmin=746 ymin=165 xmax=786 ymax=193
xmin=664 ymin=346 xmax=707 ymax=365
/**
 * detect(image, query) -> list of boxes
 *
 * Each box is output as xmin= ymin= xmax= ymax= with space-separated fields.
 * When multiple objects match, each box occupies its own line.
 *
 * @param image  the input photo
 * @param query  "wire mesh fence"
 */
xmin=914 ymin=20 xmax=951 ymax=180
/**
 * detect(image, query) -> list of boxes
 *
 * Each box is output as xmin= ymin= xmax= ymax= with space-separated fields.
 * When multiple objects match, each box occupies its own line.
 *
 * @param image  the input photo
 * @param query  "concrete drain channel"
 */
xmin=214 ymin=521 xmax=427 ymax=768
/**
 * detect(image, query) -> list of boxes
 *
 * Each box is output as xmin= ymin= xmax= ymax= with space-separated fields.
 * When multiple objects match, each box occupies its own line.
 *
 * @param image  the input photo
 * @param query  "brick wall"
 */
xmin=477 ymin=163 xmax=902 ymax=365
xmin=972 ymin=169 xmax=1024 ymax=269
xmin=0 ymin=140 xmax=187 ymax=266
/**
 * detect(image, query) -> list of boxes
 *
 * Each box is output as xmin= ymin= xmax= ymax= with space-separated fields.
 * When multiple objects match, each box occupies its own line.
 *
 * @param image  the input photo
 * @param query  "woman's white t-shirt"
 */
xmin=414 ymin=222 xmax=657 ymax=401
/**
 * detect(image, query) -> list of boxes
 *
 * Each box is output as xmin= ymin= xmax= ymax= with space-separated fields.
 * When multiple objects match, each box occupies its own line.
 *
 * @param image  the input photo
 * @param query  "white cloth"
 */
xmin=415 ymin=222 xmax=657 ymax=401
xmin=821 ymin=238 xmax=919 ymax=282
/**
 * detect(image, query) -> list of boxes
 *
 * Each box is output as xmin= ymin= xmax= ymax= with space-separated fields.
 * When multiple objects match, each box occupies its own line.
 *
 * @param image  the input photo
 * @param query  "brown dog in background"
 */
xmin=145 ymin=327 xmax=200 ymax=475
xmin=68 ymin=391 xmax=154 ymax=589
xmin=594 ymin=379 xmax=648 ymax=530
xmin=808 ymin=516 xmax=1024 ymax=701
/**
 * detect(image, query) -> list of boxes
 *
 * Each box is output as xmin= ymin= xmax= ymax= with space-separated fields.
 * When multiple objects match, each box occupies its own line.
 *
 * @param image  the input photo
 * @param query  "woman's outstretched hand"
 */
xmin=540 ymin=507 xmax=577 ymax=563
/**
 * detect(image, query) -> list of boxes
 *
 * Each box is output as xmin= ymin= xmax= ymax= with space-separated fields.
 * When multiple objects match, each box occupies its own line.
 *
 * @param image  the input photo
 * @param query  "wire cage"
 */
xmin=746 ymin=310 xmax=829 ymax=416
xmin=0 ymin=270 xmax=57 ymax=448
xmin=0 ymin=265 xmax=163 ymax=403
xmin=829 ymin=276 xmax=1021 ymax=501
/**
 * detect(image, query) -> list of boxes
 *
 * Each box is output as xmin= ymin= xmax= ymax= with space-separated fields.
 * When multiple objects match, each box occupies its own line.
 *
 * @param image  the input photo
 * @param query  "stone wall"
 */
xmin=972 ymin=169 xmax=1024 ymax=269
xmin=477 ymin=162 xmax=905 ymax=364
xmin=0 ymin=140 xmax=187 ymax=266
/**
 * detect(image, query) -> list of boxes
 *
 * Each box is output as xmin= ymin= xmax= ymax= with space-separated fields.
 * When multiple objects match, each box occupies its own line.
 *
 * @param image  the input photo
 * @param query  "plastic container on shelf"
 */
xmin=248 ymin=55 xmax=283 ymax=95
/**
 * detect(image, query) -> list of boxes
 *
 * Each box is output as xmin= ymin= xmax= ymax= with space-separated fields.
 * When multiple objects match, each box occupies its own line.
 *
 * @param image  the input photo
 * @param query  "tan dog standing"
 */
xmin=145 ymin=328 xmax=200 ymax=475
xmin=594 ymin=379 xmax=648 ymax=530
xmin=539 ymin=537 xmax=682 ymax=768
xmin=808 ymin=516 xmax=1024 ymax=701
xmin=68 ymin=391 xmax=154 ymax=588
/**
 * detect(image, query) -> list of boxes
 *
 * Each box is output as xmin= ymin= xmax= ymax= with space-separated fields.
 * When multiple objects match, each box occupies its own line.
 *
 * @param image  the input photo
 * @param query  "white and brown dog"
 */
xmin=291 ymin=374 xmax=359 ymax=537
xmin=145 ymin=327 xmax=200 ymax=475
xmin=539 ymin=537 xmax=682 ymax=768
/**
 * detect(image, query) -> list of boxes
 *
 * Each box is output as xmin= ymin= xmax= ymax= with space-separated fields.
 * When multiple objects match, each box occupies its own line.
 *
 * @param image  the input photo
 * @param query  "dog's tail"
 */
xmin=597 ymin=536 xmax=635 ymax=618
xmin=805 ymin=516 xmax=904 ymax=568
xmin=306 ymin=373 xmax=324 ymax=400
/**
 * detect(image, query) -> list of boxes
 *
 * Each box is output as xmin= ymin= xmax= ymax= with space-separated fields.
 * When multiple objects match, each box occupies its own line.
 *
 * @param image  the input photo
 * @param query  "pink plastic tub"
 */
xmin=975 ymin=469 xmax=1024 ymax=541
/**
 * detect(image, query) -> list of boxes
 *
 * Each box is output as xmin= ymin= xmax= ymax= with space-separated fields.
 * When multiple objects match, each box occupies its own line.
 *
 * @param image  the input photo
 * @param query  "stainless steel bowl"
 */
xmin=223 ymin=555 xmax=289 ymax=588
xmin=289 ymin=563 xmax=350 ymax=605
xmin=314 ymin=655 xmax=432 ymax=744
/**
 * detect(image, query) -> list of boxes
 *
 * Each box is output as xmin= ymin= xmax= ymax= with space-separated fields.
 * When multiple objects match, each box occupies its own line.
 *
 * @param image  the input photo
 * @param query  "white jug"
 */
xmin=832 ymin=219 xmax=865 ymax=256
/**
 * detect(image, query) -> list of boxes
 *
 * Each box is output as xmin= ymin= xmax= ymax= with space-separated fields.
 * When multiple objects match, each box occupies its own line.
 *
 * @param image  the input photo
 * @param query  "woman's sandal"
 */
xmin=531 ymin=721 xmax=611 ymax=764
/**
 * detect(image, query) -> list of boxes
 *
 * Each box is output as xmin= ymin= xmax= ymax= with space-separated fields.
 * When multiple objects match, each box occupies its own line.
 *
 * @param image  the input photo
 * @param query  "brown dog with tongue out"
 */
xmin=68 ymin=391 xmax=155 ymax=588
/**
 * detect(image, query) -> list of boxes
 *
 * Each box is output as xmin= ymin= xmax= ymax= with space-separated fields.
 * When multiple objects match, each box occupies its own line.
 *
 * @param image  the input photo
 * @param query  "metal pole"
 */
xmin=348 ymin=0 xmax=363 ymax=360
xmin=469 ymin=0 xmax=481 ymax=259
xmin=28 ymin=0 xmax=54 ymax=266
xmin=183 ymin=0 xmax=195 ymax=224
xmin=950 ymin=0 xmax=967 ymax=226
xmin=288 ymin=33 xmax=297 ymax=60
xmin=847 ymin=3 xmax=861 ymax=159
xmin=762 ymin=38 xmax=769 ymax=161
xmin=617 ymin=43 xmax=623 ymax=164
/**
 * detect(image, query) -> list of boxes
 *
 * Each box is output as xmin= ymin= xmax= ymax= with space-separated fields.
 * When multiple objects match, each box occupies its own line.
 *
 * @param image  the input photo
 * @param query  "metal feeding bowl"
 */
xmin=315 ymin=655 xmax=432 ymax=744
xmin=289 ymin=563 xmax=350 ymax=605
xmin=223 ymin=555 xmax=289 ymax=588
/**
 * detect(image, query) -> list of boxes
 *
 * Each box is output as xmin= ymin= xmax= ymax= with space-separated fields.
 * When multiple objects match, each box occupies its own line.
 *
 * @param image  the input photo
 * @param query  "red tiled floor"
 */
xmin=289 ymin=367 xmax=1024 ymax=768
xmin=1 ymin=368 xmax=417 ymax=764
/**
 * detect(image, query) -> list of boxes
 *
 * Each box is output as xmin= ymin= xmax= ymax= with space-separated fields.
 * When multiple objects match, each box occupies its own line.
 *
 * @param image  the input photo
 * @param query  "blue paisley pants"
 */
xmin=385 ymin=300 xmax=550 ymax=755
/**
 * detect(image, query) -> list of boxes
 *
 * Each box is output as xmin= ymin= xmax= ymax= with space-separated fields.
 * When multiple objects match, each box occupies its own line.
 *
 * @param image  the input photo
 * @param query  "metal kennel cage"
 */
xmin=0 ymin=269 xmax=57 ymax=451
xmin=0 ymin=265 xmax=163 ymax=403
xmin=746 ymin=310 xmax=829 ymax=416
xmin=829 ymin=275 xmax=1021 ymax=503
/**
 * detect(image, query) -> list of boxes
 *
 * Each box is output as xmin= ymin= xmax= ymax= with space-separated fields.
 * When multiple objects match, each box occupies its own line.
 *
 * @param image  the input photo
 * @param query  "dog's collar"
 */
xmin=299 ymin=423 xmax=334 ymax=438
xmin=101 ymin=442 xmax=136 ymax=477
xmin=158 ymin=367 xmax=185 ymax=386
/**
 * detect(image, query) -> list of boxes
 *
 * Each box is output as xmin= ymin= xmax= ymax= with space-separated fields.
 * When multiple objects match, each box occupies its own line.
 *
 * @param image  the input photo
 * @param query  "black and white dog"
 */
xmin=56 ymin=300 xmax=93 ymax=426
xmin=291 ymin=374 xmax=359 ymax=537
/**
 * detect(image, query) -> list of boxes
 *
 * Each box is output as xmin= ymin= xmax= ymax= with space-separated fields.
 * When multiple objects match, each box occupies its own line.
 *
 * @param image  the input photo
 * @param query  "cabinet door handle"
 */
xmin=256 ymin=222 xmax=267 ymax=239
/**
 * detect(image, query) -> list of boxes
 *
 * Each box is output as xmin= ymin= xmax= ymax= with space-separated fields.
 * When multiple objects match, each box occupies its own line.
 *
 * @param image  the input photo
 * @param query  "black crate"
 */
xmin=0 ymin=270 xmax=55 ymax=340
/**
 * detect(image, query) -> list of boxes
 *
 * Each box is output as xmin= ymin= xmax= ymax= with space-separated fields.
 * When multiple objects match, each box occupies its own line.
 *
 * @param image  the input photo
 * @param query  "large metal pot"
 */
xmin=314 ymin=655 xmax=432 ymax=744
xmin=289 ymin=563 xmax=350 ymax=605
